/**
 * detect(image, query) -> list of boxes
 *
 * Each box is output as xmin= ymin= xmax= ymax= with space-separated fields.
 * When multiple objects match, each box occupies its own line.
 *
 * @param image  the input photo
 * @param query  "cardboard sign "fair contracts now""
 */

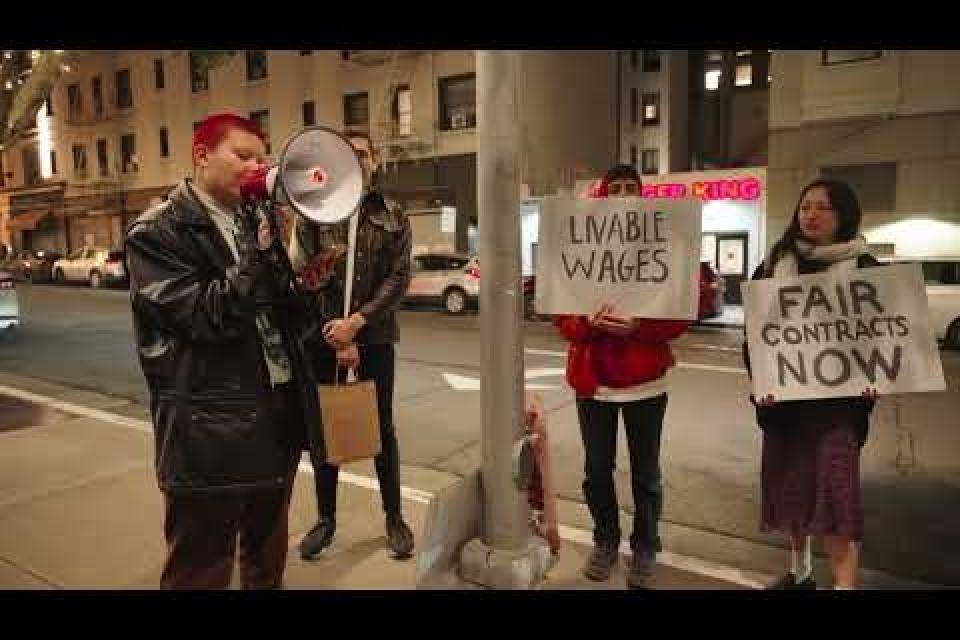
xmin=535 ymin=196 xmax=702 ymax=318
xmin=742 ymin=264 xmax=946 ymax=402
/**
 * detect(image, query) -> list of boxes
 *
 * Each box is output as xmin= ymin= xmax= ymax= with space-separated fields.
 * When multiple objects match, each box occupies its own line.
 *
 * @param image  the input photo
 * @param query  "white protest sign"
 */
xmin=534 ymin=196 xmax=702 ymax=318
xmin=742 ymin=263 xmax=946 ymax=401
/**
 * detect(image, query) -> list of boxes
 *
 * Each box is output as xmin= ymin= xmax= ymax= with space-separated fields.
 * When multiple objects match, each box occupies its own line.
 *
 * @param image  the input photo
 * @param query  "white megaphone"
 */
xmin=242 ymin=125 xmax=364 ymax=226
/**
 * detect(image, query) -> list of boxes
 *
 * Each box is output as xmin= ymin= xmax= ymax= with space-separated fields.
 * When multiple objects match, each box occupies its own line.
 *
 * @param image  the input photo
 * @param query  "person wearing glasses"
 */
xmin=555 ymin=164 xmax=690 ymax=588
xmin=290 ymin=130 xmax=415 ymax=561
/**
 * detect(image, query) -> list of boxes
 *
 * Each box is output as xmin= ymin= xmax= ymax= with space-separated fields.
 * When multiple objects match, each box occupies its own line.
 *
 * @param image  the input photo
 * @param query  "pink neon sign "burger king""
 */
xmin=641 ymin=177 xmax=762 ymax=201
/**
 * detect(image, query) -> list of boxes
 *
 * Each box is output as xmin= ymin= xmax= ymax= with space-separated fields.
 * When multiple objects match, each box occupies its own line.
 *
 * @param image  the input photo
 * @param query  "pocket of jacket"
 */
xmin=160 ymin=393 xmax=294 ymax=491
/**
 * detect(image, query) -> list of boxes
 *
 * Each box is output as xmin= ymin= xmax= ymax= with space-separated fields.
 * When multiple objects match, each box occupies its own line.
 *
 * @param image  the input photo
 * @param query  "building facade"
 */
xmin=1 ymin=50 xmax=618 ymax=258
xmin=767 ymin=50 xmax=960 ymax=259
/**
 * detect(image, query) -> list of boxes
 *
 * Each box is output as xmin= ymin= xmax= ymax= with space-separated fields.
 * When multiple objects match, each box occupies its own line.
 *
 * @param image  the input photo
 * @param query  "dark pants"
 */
xmin=311 ymin=343 xmax=402 ymax=519
xmin=159 ymin=385 xmax=301 ymax=590
xmin=576 ymin=393 xmax=668 ymax=553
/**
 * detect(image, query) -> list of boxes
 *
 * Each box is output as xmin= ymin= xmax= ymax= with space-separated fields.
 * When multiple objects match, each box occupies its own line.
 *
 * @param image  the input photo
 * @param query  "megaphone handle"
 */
xmin=342 ymin=213 xmax=360 ymax=385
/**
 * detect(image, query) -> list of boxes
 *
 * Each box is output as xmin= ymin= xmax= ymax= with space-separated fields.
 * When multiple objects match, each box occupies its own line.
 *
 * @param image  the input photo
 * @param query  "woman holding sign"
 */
xmin=555 ymin=165 xmax=690 ymax=589
xmin=744 ymin=179 xmax=879 ymax=590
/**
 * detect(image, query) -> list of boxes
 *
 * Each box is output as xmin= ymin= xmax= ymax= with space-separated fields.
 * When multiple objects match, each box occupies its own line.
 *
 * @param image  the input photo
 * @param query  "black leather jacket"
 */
xmin=295 ymin=190 xmax=412 ymax=346
xmin=125 ymin=180 xmax=329 ymax=493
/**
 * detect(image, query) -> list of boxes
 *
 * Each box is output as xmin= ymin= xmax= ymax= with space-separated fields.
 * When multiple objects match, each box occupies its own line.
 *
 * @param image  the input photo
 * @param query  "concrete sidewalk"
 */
xmin=0 ymin=373 xmax=759 ymax=590
xmin=0 ymin=370 xmax=939 ymax=590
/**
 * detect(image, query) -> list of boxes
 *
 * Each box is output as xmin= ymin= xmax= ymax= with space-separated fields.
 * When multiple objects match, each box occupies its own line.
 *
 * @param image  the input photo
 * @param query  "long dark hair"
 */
xmin=765 ymin=179 xmax=863 ymax=274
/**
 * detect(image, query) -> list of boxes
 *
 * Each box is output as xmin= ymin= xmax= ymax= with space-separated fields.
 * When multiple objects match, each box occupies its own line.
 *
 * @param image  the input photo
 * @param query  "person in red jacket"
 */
xmin=555 ymin=164 xmax=690 ymax=589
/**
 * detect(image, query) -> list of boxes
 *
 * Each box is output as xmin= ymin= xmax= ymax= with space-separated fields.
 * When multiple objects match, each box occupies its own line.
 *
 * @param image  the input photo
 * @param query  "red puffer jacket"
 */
xmin=554 ymin=315 xmax=690 ymax=398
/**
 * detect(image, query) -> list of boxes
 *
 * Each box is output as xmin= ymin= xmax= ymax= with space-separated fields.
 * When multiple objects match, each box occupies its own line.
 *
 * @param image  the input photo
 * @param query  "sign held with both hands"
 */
xmin=535 ymin=196 xmax=702 ymax=319
xmin=742 ymin=264 xmax=946 ymax=402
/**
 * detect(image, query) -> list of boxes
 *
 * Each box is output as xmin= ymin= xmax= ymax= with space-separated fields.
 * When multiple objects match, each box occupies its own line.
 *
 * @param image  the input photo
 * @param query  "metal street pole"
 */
xmin=458 ymin=50 xmax=552 ymax=589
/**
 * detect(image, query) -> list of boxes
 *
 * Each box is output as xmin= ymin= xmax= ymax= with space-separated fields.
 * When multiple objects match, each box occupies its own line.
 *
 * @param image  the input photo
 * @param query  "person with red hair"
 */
xmin=554 ymin=164 xmax=690 ymax=589
xmin=124 ymin=112 xmax=326 ymax=589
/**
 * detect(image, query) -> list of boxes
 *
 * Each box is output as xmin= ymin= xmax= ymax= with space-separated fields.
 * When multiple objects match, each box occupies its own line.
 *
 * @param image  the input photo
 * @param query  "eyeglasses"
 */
xmin=607 ymin=181 xmax=639 ymax=195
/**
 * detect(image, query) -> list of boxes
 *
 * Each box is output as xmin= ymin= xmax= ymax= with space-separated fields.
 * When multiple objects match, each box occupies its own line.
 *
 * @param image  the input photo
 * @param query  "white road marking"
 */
xmin=676 ymin=362 xmax=747 ymax=375
xmin=443 ymin=372 xmax=560 ymax=392
xmin=524 ymin=348 xmax=566 ymax=358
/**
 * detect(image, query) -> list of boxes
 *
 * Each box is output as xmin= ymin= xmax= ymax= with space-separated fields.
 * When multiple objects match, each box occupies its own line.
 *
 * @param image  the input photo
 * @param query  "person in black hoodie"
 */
xmin=743 ymin=179 xmax=879 ymax=590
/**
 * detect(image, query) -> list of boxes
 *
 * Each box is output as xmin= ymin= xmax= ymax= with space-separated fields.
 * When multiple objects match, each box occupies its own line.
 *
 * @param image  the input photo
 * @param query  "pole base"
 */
xmin=458 ymin=535 xmax=556 ymax=589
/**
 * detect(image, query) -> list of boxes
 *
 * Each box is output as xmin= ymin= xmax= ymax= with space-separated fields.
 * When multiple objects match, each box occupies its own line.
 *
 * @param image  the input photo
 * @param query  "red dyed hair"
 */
xmin=192 ymin=113 xmax=266 ymax=165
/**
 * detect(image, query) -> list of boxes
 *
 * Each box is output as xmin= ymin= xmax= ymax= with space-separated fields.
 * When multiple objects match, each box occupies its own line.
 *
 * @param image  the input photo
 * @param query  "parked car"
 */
xmin=698 ymin=261 xmax=726 ymax=320
xmin=52 ymin=247 xmax=127 ymax=288
xmin=0 ymin=268 xmax=19 ymax=335
xmin=4 ymin=249 xmax=63 ymax=283
xmin=879 ymin=256 xmax=960 ymax=348
xmin=405 ymin=252 xmax=479 ymax=314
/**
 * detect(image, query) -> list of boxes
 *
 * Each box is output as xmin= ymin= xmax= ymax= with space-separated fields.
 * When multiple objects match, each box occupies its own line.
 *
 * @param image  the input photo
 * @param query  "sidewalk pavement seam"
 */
xmin=0 ymin=555 xmax=62 ymax=589
xmin=0 ymin=459 xmax=149 ymax=511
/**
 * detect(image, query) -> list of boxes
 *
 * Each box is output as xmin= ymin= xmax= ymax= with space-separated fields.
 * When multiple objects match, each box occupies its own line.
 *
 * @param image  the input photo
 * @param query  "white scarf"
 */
xmin=770 ymin=235 xmax=868 ymax=278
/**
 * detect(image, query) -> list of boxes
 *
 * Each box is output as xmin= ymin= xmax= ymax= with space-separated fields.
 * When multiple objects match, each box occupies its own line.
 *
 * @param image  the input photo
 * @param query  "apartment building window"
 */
xmin=92 ymin=76 xmax=103 ymax=118
xmin=302 ymin=101 xmax=316 ymax=127
xmin=246 ymin=50 xmax=268 ymax=82
xmin=629 ymin=144 xmax=638 ymax=170
xmin=97 ymin=139 xmax=108 ymax=176
xmin=116 ymin=69 xmax=133 ymax=109
xmin=343 ymin=92 xmax=369 ymax=132
xmin=705 ymin=50 xmax=723 ymax=91
xmin=822 ymin=51 xmax=882 ymax=65
xmin=67 ymin=84 xmax=82 ymax=121
xmin=629 ymin=50 xmax=639 ymax=70
xmin=736 ymin=61 xmax=753 ymax=87
xmin=642 ymin=93 xmax=660 ymax=126
xmin=641 ymin=149 xmax=659 ymax=175
xmin=394 ymin=84 xmax=412 ymax=137
xmin=249 ymin=110 xmax=270 ymax=154
xmin=71 ymin=144 xmax=87 ymax=179
xmin=630 ymin=87 xmax=639 ymax=125
xmin=190 ymin=52 xmax=209 ymax=93
xmin=159 ymin=127 xmax=170 ymax=158
xmin=121 ymin=134 xmax=137 ymax=173
xmin=50 ymin=150 xmax=57 ymax=175
xmin=820 ymin=163 xmax=897 ymax=212
xmin=154 ymin=58 xmax=165 ymax=89
xmin=438 ymin=73 xmax=476 ymax=130
xmin=22 ymin=147 xmax=41 ymax=186
xmin=642 ymin=50 xmax=661 ymax=73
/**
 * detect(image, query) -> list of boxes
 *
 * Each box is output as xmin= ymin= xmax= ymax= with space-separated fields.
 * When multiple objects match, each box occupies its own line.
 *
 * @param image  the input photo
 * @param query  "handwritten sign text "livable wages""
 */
xmin=742 ymin=264 xmax=945 ymax=401
xmin=535 ymin=196 xmax=701 ymax=319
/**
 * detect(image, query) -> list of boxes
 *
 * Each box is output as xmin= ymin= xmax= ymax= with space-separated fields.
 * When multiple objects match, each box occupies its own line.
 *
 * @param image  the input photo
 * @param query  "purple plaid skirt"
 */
xmin=761 ymin=419 xmax=864 ymax=541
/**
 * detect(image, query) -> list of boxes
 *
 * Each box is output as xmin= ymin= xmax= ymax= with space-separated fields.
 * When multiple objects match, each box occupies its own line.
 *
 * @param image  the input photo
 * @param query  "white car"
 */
xmin=0 ymin=269 xmax=19 ymax=334
xmin=880 ymin=256 xmax=960 ymax=348
xmin=52 ymin=247 xmax=127 ymax=288
xmin=405 ymin=252 xmax=479 ymax=314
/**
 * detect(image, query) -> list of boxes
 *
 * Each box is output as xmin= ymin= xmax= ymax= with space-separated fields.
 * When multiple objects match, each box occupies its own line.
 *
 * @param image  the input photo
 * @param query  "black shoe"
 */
xmin=767 ymin=572 xmax=817 ymax=590
xmin=386 ymin=514 xmax=414 ymax=559
xmin=626 ymin=549 xmax=656 ymax=589
xmin=299 ymin=517 xmax=336 ymax=560
xmin=582 ymin=545 xmax=619 ymax=582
